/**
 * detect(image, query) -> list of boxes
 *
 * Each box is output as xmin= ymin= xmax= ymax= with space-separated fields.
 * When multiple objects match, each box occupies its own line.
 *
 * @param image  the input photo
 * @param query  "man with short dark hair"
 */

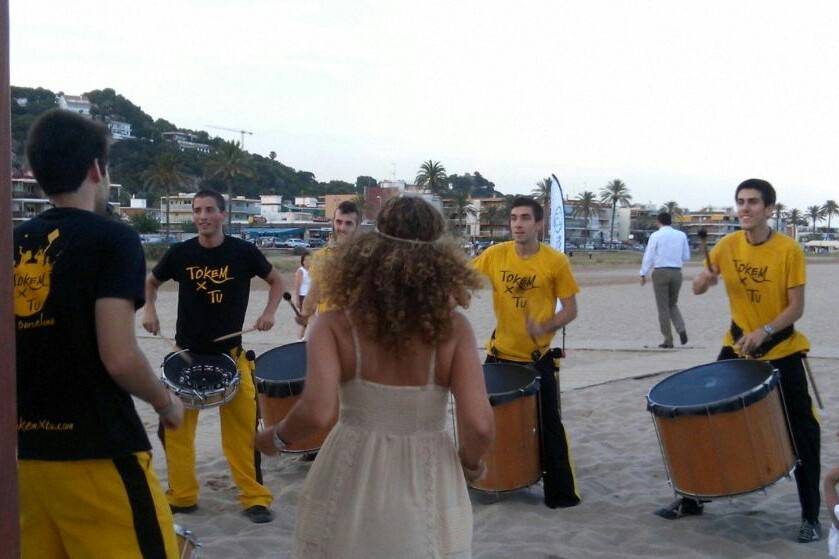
xmin=143 ymin=189 xmax=284 ymax=523
xmin=657 ymin=179 xmax=821 ymax=544
xmin=16 ymin=109 xmax=184 ymax=557
xmin=296 ymin=200 xmax=360 ymax=324
xmin=472 ymin=195 xmax=581 ymax=508
xmin=639 ymin=212 xmax=690 ymax=348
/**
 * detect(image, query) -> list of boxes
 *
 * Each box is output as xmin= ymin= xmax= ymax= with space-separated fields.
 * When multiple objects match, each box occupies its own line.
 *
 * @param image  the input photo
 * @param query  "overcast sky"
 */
xmin=11 ymin=0 xmax=839 ymax=213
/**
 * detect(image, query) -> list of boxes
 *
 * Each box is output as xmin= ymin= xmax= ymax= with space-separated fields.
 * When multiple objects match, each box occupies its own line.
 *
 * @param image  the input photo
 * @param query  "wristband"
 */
xmin=763 ymin=324 xmax=775 ymax=336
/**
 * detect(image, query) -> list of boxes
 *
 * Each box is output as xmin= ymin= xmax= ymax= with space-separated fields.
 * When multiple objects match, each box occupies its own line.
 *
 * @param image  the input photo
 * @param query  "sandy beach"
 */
xmin=135 ymin=259 xmax=839 ymax=558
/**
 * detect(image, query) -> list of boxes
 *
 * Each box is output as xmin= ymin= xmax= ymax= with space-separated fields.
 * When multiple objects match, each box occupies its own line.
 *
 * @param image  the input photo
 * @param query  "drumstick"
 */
xmin=213 ymin=327 xmax=257 ymax=343
xmin=157 ymin=333 xmax=192 ymax=364
xmin=697 ymin=228 xmax=711 ymax=270
xmin=802 ymin=355 xmax=824 ymax=410
xmin=283 ymin=292 xmax=303 ymax=317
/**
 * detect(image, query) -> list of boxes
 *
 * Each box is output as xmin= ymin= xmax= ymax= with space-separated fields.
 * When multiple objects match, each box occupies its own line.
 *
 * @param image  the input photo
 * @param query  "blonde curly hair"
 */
xmin=317 ymin=196 xmax=482 ymax=351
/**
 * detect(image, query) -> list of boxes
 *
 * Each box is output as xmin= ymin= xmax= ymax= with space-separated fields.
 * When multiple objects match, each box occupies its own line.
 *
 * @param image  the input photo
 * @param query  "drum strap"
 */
xmin=730 ymin=321 xmax=794 ymax=358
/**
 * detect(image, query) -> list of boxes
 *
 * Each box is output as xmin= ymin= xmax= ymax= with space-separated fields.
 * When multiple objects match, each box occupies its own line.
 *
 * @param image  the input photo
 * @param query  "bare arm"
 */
xmin=692 ymin=265 xmax=719 ymax=295
xmin=96 ymin=297 xmax=183 ymax=429
xmin=526 ymin=295 xmax=578 ymax=339
xmin=734 ymin=285 xmax=805 ymax=356
xmin=825 ymin=465 xmax=839 ymax=528
xmin=255 ymin=268 xmax=284 ymax=331
xmin=256 ymin=313 xmax=339 ymax=454
xmin=450 ymin=313 xmax=495 ymax=472
xmin=142 ymin=273 xmax=163 ymax=335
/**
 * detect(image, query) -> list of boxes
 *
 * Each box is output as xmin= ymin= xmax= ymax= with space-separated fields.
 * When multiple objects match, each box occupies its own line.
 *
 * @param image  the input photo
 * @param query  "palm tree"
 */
xmin=784 ymin=208 xmax=805 ymax=240
xmin=481 ymin=203 xmax=503 ymax=239
xmin=773 ymin=202 xmax=786 ymax=231
xmin=415 ymin=160 xmax=448 ymax=196
xmin=660 ymin=201 xmax=684 ymax=218
xmin=598 ymin=179 xmax=632 ymax=245
xmin=821 ymin=200 xmax=838 ymax=234
xmin=352 ymin=193 xmax=369 ymax=221
xmin=573 ymin=191 xmax=598 ymax=242
xmin=532 ymin=177 xmax=552 ymax=239
xmin=806 ymin=205 xmax=824 ymax=233
xmin=205 ymin=140 xmax=254 ymax=229
xmin=448 ymin=191 xmax=477 ymax=235
xmin=142 ymin=152 xmax=187 ymax=237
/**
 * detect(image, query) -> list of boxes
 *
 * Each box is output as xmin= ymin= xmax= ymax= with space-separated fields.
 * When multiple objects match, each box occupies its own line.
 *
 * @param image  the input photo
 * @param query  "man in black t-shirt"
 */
xmin=143 ymin=189 xmax=284 ymax=524
xmin=15 ymin=110 xmax=184 ymax=558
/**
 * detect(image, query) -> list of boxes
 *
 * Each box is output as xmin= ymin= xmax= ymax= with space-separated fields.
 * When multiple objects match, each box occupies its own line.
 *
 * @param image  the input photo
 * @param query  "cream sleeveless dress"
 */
xmin=293 ymin=321 xmax=473 ymax=558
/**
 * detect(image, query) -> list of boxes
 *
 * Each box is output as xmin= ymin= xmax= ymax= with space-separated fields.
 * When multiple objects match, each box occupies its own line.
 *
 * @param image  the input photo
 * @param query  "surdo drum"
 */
xmin=254 ymin=342 xmax=335 ymax=453
xmin=161 ymin=351 xmax=240 ymax=409
xmin=647 ymin=359 xmax=797 ymax=499
xmin=468 ymin=363 xmax=542 ymax=492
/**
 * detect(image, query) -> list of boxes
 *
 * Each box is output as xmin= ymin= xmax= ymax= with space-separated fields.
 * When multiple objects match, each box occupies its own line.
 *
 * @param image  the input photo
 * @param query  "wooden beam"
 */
xmin=0 ymin=0 xmax=20 ymax=556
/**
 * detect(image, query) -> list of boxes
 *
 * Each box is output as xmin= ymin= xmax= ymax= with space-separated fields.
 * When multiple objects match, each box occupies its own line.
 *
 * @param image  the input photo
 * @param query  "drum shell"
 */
xmin=469 ymin=363 xmax=542 ymax=492
xmin=175 ymin=524 xmax=200 ymax=558
xmin=255 ymin=343 xmax=335 ymax=453
xmin=648 ymin=360 xmax=796 ymax=499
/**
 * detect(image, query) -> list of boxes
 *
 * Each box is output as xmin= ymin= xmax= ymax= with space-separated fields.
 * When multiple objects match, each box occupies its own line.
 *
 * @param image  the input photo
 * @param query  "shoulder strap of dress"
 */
xmin=344 ymin=310 xmax=362 ymax=380
xmin=426 ymin=346 xmax=437 ymax=386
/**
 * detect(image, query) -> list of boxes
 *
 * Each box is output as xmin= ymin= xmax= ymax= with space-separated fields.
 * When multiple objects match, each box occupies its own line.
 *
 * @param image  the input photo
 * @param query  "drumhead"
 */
xmin=162 ymin=351 xmax=238 ymax=391
xmin=482 ymin=363 xmax=539 ymax=406
xmin=647 ymin=359 xmax=778 ymax=417
xmin=254 ymin=342 xmax=307 ymax=398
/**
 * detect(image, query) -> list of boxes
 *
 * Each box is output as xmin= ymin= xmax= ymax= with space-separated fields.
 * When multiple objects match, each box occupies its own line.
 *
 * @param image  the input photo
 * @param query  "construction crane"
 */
xmin=206 ymin=125 xmax=254 ymax=150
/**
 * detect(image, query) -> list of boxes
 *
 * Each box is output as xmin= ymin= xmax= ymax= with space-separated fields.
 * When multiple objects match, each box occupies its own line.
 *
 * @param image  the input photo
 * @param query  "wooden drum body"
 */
xmin=254 ymin=342 xmax=334 ymax=453
xmin=647 ymin=359 xmax=796 ymax=499
xmin=470 ymin=363 xmax=542 ymax=492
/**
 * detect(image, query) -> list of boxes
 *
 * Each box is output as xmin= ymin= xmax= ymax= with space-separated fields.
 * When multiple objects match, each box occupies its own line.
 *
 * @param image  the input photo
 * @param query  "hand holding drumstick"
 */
xmin=692 ymin=229 xmax=719 ymax=295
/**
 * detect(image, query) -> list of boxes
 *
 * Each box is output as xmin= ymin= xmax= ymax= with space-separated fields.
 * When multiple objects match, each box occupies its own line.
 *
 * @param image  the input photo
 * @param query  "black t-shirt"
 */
xmin=15 ymin=207 xmax=150 ymax=460
xmin=152 ymin=236 xmax=272 ymax=353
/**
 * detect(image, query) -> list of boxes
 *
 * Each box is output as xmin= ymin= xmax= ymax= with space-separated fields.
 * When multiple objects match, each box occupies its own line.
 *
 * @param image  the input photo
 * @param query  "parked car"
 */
xmin=307 ymin=238 xmax=326 ymax=248
xmin=284 ymin=238 xmax=310 ymax=249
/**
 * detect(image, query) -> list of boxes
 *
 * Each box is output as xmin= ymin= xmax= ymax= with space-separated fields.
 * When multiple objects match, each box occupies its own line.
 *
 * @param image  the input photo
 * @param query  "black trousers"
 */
xmin=485 ymin=352 xmax=581 ymax=508
xmin=717 ymin=347 xmax=821 ymax=521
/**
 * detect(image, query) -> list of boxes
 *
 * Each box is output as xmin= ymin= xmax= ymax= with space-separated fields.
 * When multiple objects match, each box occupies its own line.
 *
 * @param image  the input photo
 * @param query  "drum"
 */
xmin=175 ymin=524 xmax=201 ymax=558
xmin=254 ymin=342 xmax=334 ymax=453
xmin=647 ymin=359 xmax=796 ymax=499
xmin=161 ymin=350 xmax=240 ymax=409
xmin=469 ymin=363 xmax=542 ymax=492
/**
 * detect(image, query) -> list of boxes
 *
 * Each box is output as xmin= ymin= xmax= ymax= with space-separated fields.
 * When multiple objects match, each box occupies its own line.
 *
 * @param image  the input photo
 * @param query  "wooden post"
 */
xmin=0 ymin=0 xmax=20 ymax=556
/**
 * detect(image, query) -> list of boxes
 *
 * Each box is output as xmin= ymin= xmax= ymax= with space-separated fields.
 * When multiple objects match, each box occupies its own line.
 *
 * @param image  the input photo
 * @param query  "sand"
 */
xmin=134 ymin=259 xmax=839 ymax=558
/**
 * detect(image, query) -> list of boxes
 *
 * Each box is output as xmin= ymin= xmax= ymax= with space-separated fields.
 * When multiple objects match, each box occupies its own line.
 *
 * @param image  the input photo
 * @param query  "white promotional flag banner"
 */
xmin=549 ymin=174 xmax=566 ymax=312
xmin=549 ymin=173 xmax=565 ymax=253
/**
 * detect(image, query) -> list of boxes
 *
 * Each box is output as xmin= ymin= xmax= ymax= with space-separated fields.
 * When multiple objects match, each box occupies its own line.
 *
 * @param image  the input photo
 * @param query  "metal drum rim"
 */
xmin=646 ymin=359 xmax=779 ymax=418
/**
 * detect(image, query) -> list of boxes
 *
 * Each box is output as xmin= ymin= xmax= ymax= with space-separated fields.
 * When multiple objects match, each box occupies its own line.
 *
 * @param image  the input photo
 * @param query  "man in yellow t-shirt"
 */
xmin=297 ymin=200 xmax=360 ymax=323
xmin=657 ymin=179 xmax=821 ymax=544
xmin=473 ymin=196 xmax=581 ymax=508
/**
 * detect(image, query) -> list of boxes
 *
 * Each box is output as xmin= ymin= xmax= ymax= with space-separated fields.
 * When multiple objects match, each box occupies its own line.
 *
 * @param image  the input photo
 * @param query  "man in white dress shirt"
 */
xmin=639 ymin=212 xmax=691 ymax=348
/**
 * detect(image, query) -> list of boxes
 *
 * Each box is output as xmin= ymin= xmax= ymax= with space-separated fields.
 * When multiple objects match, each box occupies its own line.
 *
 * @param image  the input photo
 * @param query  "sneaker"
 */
xmin=243 ymin=505 xmax=274 ymax=524
xmin=654 ymin=497 xmax=703 ymax=520
xmin=658 ymin=342 xmax=674 ymax=349
xmin=170 ymin=503 xmax=198 ymax=514
xmin=797 ymin=519 xmax=821 ymax=543
xmin=679 ymin=331 xmax=688 ymax=345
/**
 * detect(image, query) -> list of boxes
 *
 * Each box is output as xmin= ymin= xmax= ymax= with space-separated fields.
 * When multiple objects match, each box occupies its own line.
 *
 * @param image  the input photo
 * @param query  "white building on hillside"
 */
xmin=56 ymin=94 xmax=92 ymax=116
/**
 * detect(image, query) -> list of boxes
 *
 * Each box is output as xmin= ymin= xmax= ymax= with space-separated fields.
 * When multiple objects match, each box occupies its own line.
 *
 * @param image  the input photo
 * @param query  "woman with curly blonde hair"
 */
xmin=257 ymin=195 xmax=494 ymax=558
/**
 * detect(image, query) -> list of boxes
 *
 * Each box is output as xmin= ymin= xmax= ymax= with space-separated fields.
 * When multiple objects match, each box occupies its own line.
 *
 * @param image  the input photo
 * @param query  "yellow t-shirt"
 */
xmin=309 ymin=245 xmax=337 ymax=313
xmin=709 ymin=230 xmax=809 ymax=360
xmin=472 ymin=242 xmax=579 ymax=362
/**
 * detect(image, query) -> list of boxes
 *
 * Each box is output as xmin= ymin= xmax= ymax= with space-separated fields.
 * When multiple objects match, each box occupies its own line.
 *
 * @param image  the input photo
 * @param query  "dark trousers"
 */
xmin=485 ymin=352 xmax=581 ymax=508
xmin=717 ymin=347 xmax=821 ymax=521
